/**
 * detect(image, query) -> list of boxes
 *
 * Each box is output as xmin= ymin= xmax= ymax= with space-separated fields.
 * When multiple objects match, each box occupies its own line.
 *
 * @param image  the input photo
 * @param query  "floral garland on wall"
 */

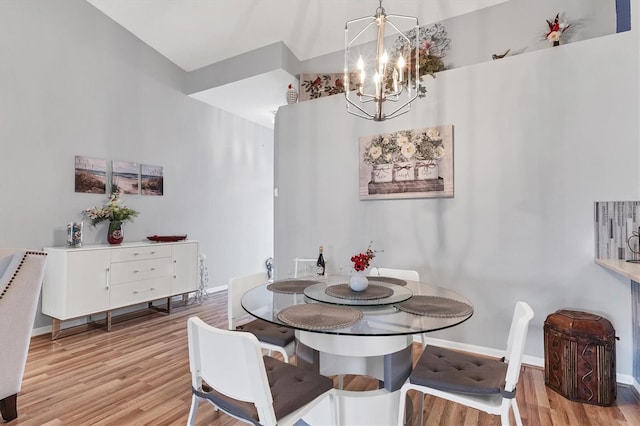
xmin=299 ymin=23 xmax=450 ymax=102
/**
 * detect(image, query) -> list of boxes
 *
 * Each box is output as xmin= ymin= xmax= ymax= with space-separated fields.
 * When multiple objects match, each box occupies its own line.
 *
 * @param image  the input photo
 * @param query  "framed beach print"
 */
xmin=74 ymin=155 xmax=107 ymax=194
xmin=112 ymin=160 xmax=140 ymax=194
xmin=141 ymin=164 xmax=163 ymax=196
xmin=358 ymin=124 xmax=454 ymax=200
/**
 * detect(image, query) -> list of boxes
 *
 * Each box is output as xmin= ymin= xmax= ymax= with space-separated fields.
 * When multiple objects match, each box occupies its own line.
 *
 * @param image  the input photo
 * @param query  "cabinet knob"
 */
xmin=133 ymin=269 xmax=140 ymax=273
xmin=133 ymin=252 xmax=140 ymax=256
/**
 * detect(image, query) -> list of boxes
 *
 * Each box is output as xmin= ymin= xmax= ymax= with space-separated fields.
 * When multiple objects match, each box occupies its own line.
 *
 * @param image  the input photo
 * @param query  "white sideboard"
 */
xmin=42 ymin=240 xmax=199 ymax=338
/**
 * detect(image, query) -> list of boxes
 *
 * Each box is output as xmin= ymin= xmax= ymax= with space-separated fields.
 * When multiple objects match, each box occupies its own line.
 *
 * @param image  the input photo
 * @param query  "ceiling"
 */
xmin=86 ymin=0 xmax=509 ymax=128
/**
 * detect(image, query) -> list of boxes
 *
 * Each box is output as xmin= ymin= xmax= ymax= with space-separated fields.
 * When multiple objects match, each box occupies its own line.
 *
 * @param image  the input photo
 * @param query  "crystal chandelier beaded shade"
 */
xmin=344 ymin=0 xmax=420 ymax=121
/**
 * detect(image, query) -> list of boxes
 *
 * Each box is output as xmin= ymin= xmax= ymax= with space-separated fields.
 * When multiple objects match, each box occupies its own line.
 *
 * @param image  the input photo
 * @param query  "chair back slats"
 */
xmin=369 ymin=267 xmax=419 ymax=281
xmin=503 ymin=301 xmax=534 ymax=392
xmin=188 ymin=316 xmax=338 ymax=426
xmin=398 ymin=301 xmax=534 ymax=426
xmin=188 ymin=317 xmax=272 ymax=409
xmin=227 ymin=272 xmax=268 ymax=330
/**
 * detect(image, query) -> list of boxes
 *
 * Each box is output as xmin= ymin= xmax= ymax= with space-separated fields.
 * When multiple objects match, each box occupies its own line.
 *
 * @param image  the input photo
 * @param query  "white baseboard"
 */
xmin=32 ymin=324 xmax=52 ymax=337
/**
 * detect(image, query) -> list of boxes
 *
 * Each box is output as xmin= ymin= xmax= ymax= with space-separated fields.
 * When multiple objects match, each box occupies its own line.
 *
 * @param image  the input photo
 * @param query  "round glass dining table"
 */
xmin=241 ymin=275 xmax=473 ymax=336
xmin=241 ymin=275 xmax=473 ymax=426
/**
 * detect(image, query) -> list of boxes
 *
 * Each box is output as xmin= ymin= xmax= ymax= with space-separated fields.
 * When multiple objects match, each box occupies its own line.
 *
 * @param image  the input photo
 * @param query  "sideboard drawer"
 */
xmin=110 ymin=245 xmax=171 ymax=263
xmin=110 ymin=258 xmax=172 ymax=284
xmin=110 ymin=277 xmax=172 ymax=308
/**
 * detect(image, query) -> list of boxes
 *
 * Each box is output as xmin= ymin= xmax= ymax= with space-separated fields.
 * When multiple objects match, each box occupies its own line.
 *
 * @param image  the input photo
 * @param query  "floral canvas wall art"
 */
xmin=358 ymin=125 xmax=454 ymax=200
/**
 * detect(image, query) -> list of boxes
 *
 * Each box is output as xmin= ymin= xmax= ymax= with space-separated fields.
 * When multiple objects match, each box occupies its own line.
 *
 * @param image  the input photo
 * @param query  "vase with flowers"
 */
xmin=349 ymin=242 xmax=379 ymax=292
xmin=84 ymin=190 xmax=139 ymax=245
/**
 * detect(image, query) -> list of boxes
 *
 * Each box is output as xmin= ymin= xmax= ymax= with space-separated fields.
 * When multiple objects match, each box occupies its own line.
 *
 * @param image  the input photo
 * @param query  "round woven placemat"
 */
xmin=366 ymin=276 xmax=407 ymax=286
xmin=267 ymin=279 xmax=319 ymax=294
xmin=396 ymin=296 xmax=473 ymax=318
xmin=325 ymin=283 xmax=394 ymax=300
xmin=277 ymin=304 xmax=363 ymax=330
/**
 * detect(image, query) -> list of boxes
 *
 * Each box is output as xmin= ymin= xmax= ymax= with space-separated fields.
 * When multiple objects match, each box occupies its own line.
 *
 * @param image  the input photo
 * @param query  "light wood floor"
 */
xmin=11 ymin=291 xmax=640 ymax=425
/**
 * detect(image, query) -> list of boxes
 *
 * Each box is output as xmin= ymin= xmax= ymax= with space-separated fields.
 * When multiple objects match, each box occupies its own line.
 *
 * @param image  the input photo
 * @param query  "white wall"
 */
xmin=440 ymin=0 xmax=618 ymax=69
xmin=275 ymin=22 xmax=639 ymax=373
xmin=0 ymin=0 xmax=274 ymax=329
xmin=301 ymin=0 xmax=619 ymax=73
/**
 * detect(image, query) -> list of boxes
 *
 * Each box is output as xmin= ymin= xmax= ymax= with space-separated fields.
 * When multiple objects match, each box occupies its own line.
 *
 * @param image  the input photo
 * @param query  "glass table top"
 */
xmin=241 ymin=275 xmax=473 ymax=336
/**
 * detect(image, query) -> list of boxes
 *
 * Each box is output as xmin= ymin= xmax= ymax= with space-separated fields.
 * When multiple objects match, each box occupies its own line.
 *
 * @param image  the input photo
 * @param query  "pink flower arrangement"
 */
xmin=83 ymin=190 xmax=138 ymax=226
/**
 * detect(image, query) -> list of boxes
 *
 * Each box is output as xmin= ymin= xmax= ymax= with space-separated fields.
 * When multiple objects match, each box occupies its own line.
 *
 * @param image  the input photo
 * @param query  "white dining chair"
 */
xmin=187 ymin=317 xmax=338 ymax=426
xmin=227 ymin=272 xmax=295 ymax=363
xmin=0 ymin=249 xmax=47 ymax=422
xmin=397 ymin=301 xmax=534 ymax=426
xmin=369 ymin=267 xmax=419 ymax=282
xmin=292 ymin=258 xmax=317 ymax=278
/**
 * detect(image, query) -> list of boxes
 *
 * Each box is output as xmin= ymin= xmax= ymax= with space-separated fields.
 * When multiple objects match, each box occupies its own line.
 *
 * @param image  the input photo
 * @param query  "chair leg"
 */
xmin=511 ymin=399 xmax=523 ymax=426
xmin=397 ymin=387 xmax=408 ymax=426
xmin=329 ymin=390 xmax=339 ymax=426
xmin=500 ymin=399 xmax=516 ymax=426
xmin=278 ymin=348 xmax=290 ymax=364
xmin=187 ymin=395 xmax=199 ymax=426
xmin=417 ymin=392 xmax=424 ymax=426
xmin=0 ymin=393 xmax=18 ymax=422
xmin=501 ymin=409 xmax=510 ymax=426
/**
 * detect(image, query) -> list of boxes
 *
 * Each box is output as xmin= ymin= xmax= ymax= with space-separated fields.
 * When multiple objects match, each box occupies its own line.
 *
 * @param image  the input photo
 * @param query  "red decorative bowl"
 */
xmin=147 ymin=235 xmax=187 ymax=242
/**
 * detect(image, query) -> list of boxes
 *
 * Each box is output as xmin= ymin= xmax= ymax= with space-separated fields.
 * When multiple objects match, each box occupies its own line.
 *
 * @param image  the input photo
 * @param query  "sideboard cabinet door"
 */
xmin=42 ymin=249 xmax=111 ymax=320
xmin=172 ymin=242 xmax=199 ymax=295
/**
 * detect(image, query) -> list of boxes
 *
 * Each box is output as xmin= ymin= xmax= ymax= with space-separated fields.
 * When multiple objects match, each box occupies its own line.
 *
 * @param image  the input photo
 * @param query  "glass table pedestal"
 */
xmin=295 ymin=331 xmax=413 ymax=425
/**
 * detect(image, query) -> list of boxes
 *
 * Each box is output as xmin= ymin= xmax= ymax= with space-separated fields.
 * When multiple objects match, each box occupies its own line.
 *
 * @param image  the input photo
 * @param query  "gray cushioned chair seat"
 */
xmin=236 ymin=319 xmax=295 ymax=347
xmin=193 ymin=356 xmax=333 ymax=424
xmin=410 ymin=346 xmax=507 ymax=395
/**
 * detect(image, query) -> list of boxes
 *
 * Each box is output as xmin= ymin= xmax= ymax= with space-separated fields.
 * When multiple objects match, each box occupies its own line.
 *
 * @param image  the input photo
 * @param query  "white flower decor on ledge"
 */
xmin=546 ymin=13 xmax=572 ymax=47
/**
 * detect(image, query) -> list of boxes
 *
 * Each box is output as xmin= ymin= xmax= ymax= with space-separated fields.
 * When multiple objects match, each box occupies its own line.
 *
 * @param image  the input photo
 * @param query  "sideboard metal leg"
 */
xmin=51 ymin=318 xmax=62 ymax=340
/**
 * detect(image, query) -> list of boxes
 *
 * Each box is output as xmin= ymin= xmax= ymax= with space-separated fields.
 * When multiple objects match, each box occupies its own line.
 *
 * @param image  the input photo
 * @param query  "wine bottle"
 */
xmin=316 ymin=246 xmax=325 ymax=275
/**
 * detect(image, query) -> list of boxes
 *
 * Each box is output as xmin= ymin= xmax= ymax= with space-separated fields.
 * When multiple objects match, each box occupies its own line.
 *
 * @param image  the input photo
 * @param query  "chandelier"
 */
xmin=344 ymin=0 xmax=420 ymax=121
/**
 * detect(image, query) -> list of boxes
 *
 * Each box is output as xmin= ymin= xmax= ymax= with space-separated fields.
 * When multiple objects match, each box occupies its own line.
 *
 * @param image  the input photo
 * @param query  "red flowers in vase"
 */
xmin=350 ymin=242 xmax=379 ymax=271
